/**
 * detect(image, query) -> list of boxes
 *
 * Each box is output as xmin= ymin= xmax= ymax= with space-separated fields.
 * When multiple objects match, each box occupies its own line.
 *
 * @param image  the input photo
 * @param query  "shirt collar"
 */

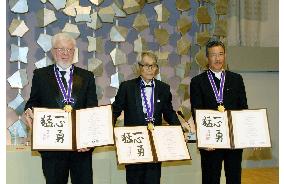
xmin=56 ymin=64 xmax=72 ymax=72
xmin=209 ymin=69 xmax=223 ymax=80
xmin=140 ymin=76 xmax=155 ymax=86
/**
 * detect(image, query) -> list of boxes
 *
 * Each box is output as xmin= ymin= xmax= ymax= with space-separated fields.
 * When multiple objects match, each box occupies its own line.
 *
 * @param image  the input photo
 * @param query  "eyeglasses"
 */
xmin=208 ymin=52 xmax=225 ymax=58
xmin=138 ymin=63 xmax=158 ymax=70
xmin=53 ymin=48 xmax=74 ymax=54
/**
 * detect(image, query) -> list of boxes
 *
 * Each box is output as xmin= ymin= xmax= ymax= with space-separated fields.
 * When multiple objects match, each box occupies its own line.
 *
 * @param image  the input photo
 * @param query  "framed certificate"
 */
xmin=195 ymin=109 xmax=271 ymax=149
xmin=32 ymin=105 xmax=114 ymax=150
xmin=195 ymin=110 xmax=231 ymax=148
xmin=231 ymin=109 xmax=271 ymax=148
xmin=76 ymin=105 xmax=114 ymax=149
xmin=114 ymin=126 xmax=191 ymax=164
xmin=114 ymin=126 xmax=154 ymax=164
xmin=152 ymin=126 xmax=191 ymax=161
xmin=32 ymin=108 xmax=74 ymax=150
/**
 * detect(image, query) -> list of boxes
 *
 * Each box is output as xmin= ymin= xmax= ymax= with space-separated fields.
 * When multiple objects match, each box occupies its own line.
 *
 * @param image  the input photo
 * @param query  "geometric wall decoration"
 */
xmin=87 ymin=12 xmax=103 ymax=30
xmin=134 ymin=35 xmax=148 ymax=53
xmin=8 ymin=19 xmax=29 ymax=37
xmin=177 ymin=16 xmax=192 ymax=35
xmin=196 ymin=31 xmax=211 ymax=47
xmin=37 ymin=33 xmax=52 ymax=52
xmin=87 ymin=36 xmax=103 ymax=53
xmin=62 ymin=23 xmax=81 ymax=39
xmin=35 ymin=56 xmax=53 ymax=69
xmin=110 ymin=72 xmax=124 ymax=89
xmin=36 ymin=8 xmax=57 ymax=27
xmin=8 ymin=93 xmax=26 ymax=115
xmin=177 ymin=36 xmax=191 ymax=55
xmin=10 ymin=44 xmax=29 ymax=63
xmin=176 ymin=0 xmax=191 ymax=11
xmin=110 ymin=26 xmax=128 ymax=42
xmin=63 ymin=0 xmax=79 ymax=17
xmin=215 ymin=0 xmax=228 ymax=15
xmin=195 ymin=0 xmax=210 ymax=2
xmin=7 ymin=69 xmax=29 ymax=89
xmin=214 ymin=19 xmax=227 ymax=37
xmin=155 ymin=51 xmax=169 ymax=66
xmin=88 ymin=58 xmax=103 ymax=77
xmin=110 ymin=48 xmax=127 ymax=66
xmin=154 ymin=28 xmax=169 ymax=46
xmin=111 ymin=1 xmax=127 ymax=17
xmin=48 ymin=0 xmax=67 ymax=11
xmin=154 ymin=4 xmax=170 ymax=22
xmin=146 ymin=0 xmax=159 ymax=3
xmin=98 ymin=5 xmax=115 ymax=23
xmin=177 ymin=83 xmax=190 ymax=101
xmin=133 ymin=14 xmax=149 ymax=32
xmin=196 ymin=6 xmax=211 ymax=24
xmin=175 ymin=62 xmax=191 ymax=79
xmin=9 ymin=0 xmax=28 ymax=13
xmin=8 ymin=119 xmax=28 ymax=139
xmin=89 ymin=0 xmax=104 ymax=6
xmin=123 ymin=0 xmax=143 ymax=15
xmin=75 ymin=6 xmax=92 ymax=23
xmin=195 ymin=48 xmax=208 ymax=70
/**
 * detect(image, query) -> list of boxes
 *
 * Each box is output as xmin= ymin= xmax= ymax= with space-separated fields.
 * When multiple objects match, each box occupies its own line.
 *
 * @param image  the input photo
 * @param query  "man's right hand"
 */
xmin=24 ymin=108 xmax=33 ymax=128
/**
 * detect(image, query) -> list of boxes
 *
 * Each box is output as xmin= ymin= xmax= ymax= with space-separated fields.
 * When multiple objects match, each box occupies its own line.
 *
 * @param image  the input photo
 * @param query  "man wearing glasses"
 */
xmin=112 ymin=51 xmax=180 ymax=184
xmin=24 ymin=33 xmax=98 ymax=184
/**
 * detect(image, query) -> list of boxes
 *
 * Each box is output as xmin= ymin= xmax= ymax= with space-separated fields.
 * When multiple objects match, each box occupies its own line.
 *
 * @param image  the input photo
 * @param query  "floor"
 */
xmin=242 ymin=167 xmax=279 ymax=184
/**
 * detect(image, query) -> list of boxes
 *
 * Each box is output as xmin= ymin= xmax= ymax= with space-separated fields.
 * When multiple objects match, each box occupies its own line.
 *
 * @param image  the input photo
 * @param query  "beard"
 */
xmin=55 ymin=59 xmax=73 ymax=69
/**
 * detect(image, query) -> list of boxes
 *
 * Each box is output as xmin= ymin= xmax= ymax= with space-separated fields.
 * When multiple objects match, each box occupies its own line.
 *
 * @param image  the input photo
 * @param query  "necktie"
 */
xmin=60 ymin=71 xmax=67 ymax=88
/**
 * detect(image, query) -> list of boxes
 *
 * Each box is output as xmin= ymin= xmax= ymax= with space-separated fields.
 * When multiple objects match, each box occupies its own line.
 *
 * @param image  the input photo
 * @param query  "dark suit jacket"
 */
xmin=25 ymin=64 xmax=98 ymax=155
xmin=112 ymin=77 xmax=180 ymax=126
xmin=25 ymin=64 xmax=98 ymax=110
xmin=190 ymin=70 xmax=248 ymax=119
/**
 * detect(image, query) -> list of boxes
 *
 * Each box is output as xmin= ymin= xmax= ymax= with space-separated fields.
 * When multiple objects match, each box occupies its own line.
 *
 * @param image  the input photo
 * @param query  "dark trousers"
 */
xmin=125 ymin=163 xmax=161 ymax=184
xmin=200 ymin=149 xmax=243 ymax=184
xmin=41 ymin=151 xmax=93 ymax=184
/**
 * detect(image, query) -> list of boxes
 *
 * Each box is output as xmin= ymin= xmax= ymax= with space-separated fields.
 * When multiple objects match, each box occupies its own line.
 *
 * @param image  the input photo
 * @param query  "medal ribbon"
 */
xmin=140 ymin=80 xmax=154 ymax=122
xmin=207 ymin=70 xmax=225 ymax=104
xmin=54 ymin=65 xmax=75 ymax=104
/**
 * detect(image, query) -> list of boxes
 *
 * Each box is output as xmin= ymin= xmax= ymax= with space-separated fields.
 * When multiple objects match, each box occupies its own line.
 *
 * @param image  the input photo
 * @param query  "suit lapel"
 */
xmin=203 ymin=71 xmax=216 ymax=101
xmin=134 ymin=77 xmax=144 ymax=113
xmin=223 ymin=71 xmax=231 ymax=103
xmin=153 ymin=79 xmax=159 ymax=122
xmin=48 ymin=64 xmax=63 ymax=107
xmin=134 ymin=78 xmax=147 ymax=124
xmin=70 ymin=66 xmax=82 ymax=107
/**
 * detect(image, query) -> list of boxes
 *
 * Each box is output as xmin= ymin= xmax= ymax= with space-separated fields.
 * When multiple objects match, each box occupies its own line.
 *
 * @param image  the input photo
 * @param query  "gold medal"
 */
xmin=64 ymin=105 xmax=73 ymax=112
xmin=147 ymin=122 xmax=154 ymax=131
xmin=218 ymin=105 xmax=225 ymax=112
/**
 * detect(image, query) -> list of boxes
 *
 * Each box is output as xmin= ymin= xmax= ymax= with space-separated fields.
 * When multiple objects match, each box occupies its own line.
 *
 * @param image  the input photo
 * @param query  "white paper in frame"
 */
xmin=195 ymin=110 xmax=231 ymax=149
xmin=231 ymin=109 xmax=271 ymax=148
xmin=32 ymin=108 xmax=73 ymax=150
xmin=114 ymin=126 xmax=154 ymax=164
xmin=76 ymin=105 xmax=114 ymax=149
xmin=152 ymin=126 xmax=191 ymax=161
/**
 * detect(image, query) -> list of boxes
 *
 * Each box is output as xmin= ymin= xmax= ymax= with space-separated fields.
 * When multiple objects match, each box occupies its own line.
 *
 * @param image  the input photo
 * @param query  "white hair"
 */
xmin=51 ymin=33 xmax=76 ymax=48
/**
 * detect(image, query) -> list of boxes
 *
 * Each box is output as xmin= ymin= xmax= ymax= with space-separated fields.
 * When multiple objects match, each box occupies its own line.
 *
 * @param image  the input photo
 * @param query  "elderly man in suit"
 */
xmin=112 ymin=51 xmax=180 ymax=184
xmin=190 ymin=39 xmax=248 ymax=184
xmin=24 ymin=32 xmax=98 ymax=184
